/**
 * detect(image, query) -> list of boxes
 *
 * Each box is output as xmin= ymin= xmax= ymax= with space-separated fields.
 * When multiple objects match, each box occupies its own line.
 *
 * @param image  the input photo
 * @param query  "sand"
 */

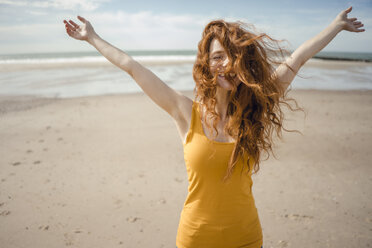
xmin=0 ymin=89 xmax=371 ymax=248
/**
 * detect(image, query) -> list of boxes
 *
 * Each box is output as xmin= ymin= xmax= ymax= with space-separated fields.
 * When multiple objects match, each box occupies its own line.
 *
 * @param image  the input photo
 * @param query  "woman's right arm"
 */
xmin=63 ymin=16 xmax=191 ymax=122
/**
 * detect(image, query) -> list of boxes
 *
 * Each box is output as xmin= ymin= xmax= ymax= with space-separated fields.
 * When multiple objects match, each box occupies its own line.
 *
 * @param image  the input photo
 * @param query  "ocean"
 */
xmin=0 ymin=50 xmax=371 ymax=98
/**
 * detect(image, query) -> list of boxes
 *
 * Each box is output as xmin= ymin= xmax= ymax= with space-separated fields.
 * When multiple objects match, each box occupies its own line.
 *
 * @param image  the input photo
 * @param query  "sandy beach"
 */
xmin=0 ymin=89 xmax=371 ymax=248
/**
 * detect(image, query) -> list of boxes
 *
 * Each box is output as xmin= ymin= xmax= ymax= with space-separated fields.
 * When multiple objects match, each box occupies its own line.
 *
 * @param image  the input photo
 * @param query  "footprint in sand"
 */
xmin=33 ymin=160 xmax=41 ymax=165
xmin=174 ymin=177 xmax=183 ymax=183
xmin=114 ymin=199 xmax=123 ymax=209
xmin=38 ymin=139 xmax=44 ymax=143
xmin=0 ymin=210 xmax=11 ymax=216
xmin=126 ymin=216 xmax=140 ymax=223
xmin=284 ymin=213 xmax=314 ymax=221
xmin=12 ymin=162 xmax=21 ymax=166
xmin=149 ymin=198 xmax=167 ymax=206
xmin=46 ymin=126 xmax=51 ymax=130
xmin=138 ymin=173 xmax=145 ymax=178
xmin=38 ymin=225 xmax=49 ymax=230
xmin=26 ymin=149 xmax=33 ymax=154
xmin=63 ymin=233 xmax=74 ymax=246
xmin=278 ymin=240 xmax=289 ymax=247
xmin=57 ymin=137 xmax=63 ymax=141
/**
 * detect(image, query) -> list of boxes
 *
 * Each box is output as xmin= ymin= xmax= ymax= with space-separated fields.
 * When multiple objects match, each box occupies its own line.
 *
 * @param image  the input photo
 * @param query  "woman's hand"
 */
xmin=63 ymin=16 xmax=97 ymax=42
xmin=332 ymin=6 xmax=365 ymax=32
xmin=272 ymin=7 xmax=365 ymax=94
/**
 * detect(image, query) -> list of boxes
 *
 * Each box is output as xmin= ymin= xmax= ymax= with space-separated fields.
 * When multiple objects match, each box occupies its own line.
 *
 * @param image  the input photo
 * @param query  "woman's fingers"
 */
xmin=77 ymin=16 xmax=87 ymax=23
xmin=69 ymin=20 xmax=79 ymax=29
xmin=352 ymin=22 xmax=365 ymax=32
xmin=65 ymin=25 xmax=74 ymax=37
xmin=63 ymin=20 xmax=75 ymax=31
xmin=355 ymin=23 xmax=364 ymax=28
xmin=65 ymin=24 xmax=74 ymax=35
xmin=348 ymin=17 xmax=357 ymax=22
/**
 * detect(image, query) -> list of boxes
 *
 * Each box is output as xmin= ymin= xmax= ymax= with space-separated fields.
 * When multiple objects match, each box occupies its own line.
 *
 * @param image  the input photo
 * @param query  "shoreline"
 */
xmin=1 ymin=59 xmax=371 ymax=98
xmin=1 ymin=57 xmax=371 ymax=72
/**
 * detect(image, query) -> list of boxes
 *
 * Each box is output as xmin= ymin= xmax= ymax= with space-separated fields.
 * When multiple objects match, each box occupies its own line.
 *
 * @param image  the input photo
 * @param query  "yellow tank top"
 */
xmin=176 ymin=101 xmax=263 ymax=248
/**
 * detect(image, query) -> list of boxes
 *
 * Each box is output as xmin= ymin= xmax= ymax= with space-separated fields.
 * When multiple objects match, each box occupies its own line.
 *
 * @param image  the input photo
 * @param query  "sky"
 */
xmin=0 ymin=0 xmax=371 ymax=54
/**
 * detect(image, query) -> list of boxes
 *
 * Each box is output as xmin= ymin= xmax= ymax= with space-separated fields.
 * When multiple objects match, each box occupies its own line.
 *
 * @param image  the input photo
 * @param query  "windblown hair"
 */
xmin=192 ymin=19 xmax=304 ymax=183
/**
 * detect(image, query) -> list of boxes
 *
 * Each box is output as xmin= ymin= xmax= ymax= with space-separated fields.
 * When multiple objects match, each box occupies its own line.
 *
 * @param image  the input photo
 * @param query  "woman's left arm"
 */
xmin=273 ymin=6 xmax=365 ymax=93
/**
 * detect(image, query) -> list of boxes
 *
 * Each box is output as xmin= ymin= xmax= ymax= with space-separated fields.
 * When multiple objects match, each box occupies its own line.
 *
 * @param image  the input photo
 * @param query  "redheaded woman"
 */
xmin=64 ymin=6 xmax=364 ymax=248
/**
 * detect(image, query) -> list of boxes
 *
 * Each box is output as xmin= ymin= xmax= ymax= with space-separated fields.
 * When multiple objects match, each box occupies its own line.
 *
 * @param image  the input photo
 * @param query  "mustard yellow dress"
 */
xmin=176 ymin=101 xmax=263 ymax=248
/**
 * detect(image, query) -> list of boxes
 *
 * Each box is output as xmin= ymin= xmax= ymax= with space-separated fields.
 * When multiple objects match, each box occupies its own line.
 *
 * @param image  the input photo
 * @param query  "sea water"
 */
xmin=0 ymin=50 xmax=371 ymax=98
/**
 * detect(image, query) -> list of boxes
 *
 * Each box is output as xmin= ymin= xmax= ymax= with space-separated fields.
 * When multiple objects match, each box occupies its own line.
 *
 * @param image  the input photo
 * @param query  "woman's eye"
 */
xmin=213 ymin=56 xmax=222 ymax=60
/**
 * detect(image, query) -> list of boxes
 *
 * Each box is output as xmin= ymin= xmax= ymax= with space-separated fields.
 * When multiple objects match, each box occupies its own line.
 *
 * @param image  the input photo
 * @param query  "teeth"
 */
xmin=218 ymin=73 xmax=236 ymax=77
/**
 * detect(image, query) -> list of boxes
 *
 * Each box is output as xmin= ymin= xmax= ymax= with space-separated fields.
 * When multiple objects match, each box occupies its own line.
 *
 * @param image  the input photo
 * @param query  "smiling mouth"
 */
xmin=218 ymin=73 xmax=236 ymax=78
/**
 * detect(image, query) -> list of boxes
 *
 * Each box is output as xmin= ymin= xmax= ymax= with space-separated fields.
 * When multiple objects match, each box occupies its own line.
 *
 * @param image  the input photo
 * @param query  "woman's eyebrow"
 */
xmin=210 ymin=51 xmax=225 ymax=57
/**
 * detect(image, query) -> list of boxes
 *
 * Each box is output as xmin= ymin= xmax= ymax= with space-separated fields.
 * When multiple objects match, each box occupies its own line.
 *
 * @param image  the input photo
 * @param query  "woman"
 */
xmin=63 ymin=6 xmax=364 ymax=248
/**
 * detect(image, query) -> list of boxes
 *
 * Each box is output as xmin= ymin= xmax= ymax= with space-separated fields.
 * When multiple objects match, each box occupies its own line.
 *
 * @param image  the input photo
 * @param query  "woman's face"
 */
xmin=209 ymin=38 xmax=240 ymax=90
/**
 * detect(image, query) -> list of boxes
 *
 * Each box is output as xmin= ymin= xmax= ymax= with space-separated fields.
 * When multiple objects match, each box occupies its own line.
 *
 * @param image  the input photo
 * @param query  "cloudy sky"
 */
xmin=0 ymin=0 xmax=371 ymax=54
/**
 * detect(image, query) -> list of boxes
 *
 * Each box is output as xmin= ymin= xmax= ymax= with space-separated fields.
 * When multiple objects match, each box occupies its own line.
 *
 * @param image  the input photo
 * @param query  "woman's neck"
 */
xmin=215 ymin=87 xmax=230 ymax=122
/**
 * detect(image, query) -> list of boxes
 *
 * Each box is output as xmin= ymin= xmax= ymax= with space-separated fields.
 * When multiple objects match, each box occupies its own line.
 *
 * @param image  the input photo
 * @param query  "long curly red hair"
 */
xmin=192 ymin=19 xmax=304 ymax=183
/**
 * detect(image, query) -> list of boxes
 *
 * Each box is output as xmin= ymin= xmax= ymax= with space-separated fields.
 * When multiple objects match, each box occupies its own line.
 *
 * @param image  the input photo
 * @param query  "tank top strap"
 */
xmin=193 ymin=101 xmax=204 ymax=133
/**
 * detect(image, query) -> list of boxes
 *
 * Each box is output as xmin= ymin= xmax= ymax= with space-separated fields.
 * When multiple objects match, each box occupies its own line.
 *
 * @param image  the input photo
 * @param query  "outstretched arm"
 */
xmin=273 ymin=6 xmax=365 ymax=94
xmin=63 ymin=16 xmax=191 ymax=123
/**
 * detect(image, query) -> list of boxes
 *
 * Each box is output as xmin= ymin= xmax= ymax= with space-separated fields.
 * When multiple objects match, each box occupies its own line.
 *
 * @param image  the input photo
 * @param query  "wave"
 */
xmin=313 ymin=56 xmax=372 ymax=63
xmin=1 ymin=50 xmax=371 ymax=64
xmin=0 ymin=55 xmax=197 ymax=64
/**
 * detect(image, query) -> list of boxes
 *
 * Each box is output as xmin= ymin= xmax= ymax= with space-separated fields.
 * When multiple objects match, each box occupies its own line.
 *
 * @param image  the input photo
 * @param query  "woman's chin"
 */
xmin=217 ymin=78 xmax=238 ymax=91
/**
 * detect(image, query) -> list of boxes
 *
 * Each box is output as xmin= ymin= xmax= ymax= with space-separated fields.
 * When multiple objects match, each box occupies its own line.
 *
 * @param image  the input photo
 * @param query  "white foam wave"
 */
xmin=0 ymin=55 xmax=196 ymax=64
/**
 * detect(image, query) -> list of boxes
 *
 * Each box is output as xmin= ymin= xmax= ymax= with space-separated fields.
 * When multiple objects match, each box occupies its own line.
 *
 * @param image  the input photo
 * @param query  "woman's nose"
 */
xmin=217 ymin=57 xmax=229 ymax=71
xmin=222 ymin=57 xmax=229 ymax=67
xmin=221 ymin=56 xmax=229 ymax=70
